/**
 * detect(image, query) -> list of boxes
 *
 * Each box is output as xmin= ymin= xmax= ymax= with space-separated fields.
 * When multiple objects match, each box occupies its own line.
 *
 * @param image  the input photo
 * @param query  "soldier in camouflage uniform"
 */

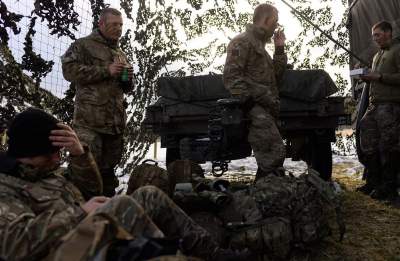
xmin=223 ymin=3 xmax=287 ymax=180
xmin=0 ymin=109 xmax=249 ymax=261
xmin=359 ymin=21 xmax=400 ymax=201
xmin=61 ymin=8 xmax=134 ymax=196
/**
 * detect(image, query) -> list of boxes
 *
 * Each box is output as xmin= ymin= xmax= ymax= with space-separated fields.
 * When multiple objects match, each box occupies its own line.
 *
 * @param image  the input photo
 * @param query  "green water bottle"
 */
xmin=121 ymin=67 xmax=129 ymax=82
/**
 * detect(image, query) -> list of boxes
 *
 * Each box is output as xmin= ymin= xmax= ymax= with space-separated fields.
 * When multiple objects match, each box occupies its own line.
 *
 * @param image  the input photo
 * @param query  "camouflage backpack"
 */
xmin=127 ymin=160 xmax=170 ymax=196
xmin=226 ymin=170 xmax=344 ymax=259
xmin=251 ymin=169 xmax=344 ymax=247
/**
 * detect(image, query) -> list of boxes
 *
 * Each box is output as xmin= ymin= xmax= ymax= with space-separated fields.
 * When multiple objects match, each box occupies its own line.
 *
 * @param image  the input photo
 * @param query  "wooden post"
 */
xmin=153 ymin=138 xmax=158 ymax=159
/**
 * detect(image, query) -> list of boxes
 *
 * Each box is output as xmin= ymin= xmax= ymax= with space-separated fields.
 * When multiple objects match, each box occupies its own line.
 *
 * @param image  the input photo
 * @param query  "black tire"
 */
xmin=309 ymin=139 xmax=333 ymax=181
xmin=166 ymin=147 xmax=180 ymax=167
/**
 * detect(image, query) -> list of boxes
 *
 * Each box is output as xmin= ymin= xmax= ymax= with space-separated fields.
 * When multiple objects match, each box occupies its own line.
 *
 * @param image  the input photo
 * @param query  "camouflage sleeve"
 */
xmin=273 ymin=46 xmax=288 ymax=84
xmin=67 ymin=146 xmax=103 ymax=199
xmin=381 ymin=48 xmax=400 ymax=85
xmin=61 ymin=41 xmax=111 ymax=84
xmin=0 ymin=188 xmax=85 ymax=260
xmin=223 ymin=39 xmax=276 ymax=104
xmin=223 ymin=39 xmax=252 ymax=99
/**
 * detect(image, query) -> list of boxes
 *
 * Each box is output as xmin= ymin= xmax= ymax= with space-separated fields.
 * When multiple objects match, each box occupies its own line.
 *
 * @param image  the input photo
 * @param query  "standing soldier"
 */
xmin=359 ymin=21 xmax=400 ymax=201
xmin=223 ymin=3 xmax=287 ymax=180
xmin=62 ymin=8 xmax=134 ymax=196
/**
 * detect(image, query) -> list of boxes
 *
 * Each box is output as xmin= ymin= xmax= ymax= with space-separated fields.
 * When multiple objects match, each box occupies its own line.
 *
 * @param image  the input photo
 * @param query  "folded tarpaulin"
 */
xmin=157 ymin=70 xmax=337 ymax=103
xmin=157 ymin=74 xmax=229 ymax=102
xmin=279 ymin=69 xmax=338 ymax=102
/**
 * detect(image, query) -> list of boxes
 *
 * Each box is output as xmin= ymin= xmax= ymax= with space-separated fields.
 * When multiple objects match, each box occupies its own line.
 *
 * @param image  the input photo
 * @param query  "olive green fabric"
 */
xmin=369 ymin=42 xmax=400 ymax=104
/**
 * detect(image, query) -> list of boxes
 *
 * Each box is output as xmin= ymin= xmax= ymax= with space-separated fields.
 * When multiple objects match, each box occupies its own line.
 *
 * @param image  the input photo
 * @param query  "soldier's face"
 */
xmin=99 ymin=14 xmax=123 ymax=41
xmin=372 ymin=28 xmax=392 ymax=49
xmin=262 ymin=11 xmax=279 ymax=38
xmin=26 ymin=151 xmax=61 ymax=172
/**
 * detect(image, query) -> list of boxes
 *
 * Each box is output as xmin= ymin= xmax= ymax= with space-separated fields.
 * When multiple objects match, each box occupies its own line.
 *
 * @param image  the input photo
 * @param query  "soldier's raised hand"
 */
xmin=49 ymin=123 xmax=84 ymax=156
xmin=273 ymin=28 xmax=286 ymax=47
xmin=108 ymin=61 xmax=125 ymax=77
xmin=127 ymin=65 xmax=134 ymax=81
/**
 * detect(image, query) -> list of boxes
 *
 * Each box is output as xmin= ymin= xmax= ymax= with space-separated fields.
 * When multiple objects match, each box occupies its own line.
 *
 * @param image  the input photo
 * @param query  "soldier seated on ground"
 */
xmin=0 ymin=108 xmax=249 ymax=261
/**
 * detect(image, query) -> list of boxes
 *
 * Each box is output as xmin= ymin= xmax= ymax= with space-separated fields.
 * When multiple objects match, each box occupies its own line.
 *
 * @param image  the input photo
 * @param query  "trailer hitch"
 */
xmin=211 ymin=160 xmax=229 ymax=177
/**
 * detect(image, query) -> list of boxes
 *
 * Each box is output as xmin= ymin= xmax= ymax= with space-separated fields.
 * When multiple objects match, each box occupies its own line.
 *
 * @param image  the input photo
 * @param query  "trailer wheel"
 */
xmin=308 ymin=138 xmax=333 ymax=181
xmin=166 ymin=148 xmax=180 ymax=167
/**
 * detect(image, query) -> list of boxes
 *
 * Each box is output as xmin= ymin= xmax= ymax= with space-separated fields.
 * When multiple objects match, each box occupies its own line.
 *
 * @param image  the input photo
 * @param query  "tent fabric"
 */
xmin=348 ymin=0 xmax=400 ymax=68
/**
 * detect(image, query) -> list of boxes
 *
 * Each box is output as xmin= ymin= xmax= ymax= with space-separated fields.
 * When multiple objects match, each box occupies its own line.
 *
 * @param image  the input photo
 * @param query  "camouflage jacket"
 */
xmin=61 ymin=29 xmax=134 ymax=135
xmin=370 ymin=41 xmax=400 ymax=104
xmin=0 ymin=150 xmax=102 ymax=261
xmin=223 ymin=24 xmax=287 ymax=113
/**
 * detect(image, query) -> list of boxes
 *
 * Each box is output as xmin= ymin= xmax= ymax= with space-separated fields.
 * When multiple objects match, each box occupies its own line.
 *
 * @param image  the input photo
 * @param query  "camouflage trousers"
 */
xmin=359 ymin=103 xmax=400 ymax=192
xmin=75 ymin=126 xmax=123 ymax=197
xmin=247 ymin=105 xmax=285 ymax=178
xmin=51 ymin=186 xmax=219 ymax=261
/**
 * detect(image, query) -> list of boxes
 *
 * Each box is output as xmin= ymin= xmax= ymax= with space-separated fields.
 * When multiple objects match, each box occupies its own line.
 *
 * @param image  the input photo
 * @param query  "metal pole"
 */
xmin=280 ymin=0 xmax=369 ymax=66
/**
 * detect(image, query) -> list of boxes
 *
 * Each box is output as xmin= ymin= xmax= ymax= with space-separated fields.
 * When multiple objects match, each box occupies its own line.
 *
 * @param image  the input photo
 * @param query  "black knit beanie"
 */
xmin=7 ymin=108 xmax=60 ymax=158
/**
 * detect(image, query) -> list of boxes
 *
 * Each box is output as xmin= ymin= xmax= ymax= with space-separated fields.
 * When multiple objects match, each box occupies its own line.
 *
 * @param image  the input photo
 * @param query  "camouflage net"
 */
xmin=0 ymin=0 xmax=355 ymax=172
xmin=0 ymin=0 xmax=254 ymax=172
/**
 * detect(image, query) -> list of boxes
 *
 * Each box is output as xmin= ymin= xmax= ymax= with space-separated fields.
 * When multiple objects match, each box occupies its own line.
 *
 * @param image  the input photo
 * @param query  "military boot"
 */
xmin=357 ymin=154 xmax=381 ymax=195
xmin=255 ymin=167 xmax=284 ymax=180
xmin=255 ymin=168 xmax=268 ymax=180
xmin=372 ymin=152 xmax=400 ymax=200
xmin=356 ymin=169 xmax=376 ymax=195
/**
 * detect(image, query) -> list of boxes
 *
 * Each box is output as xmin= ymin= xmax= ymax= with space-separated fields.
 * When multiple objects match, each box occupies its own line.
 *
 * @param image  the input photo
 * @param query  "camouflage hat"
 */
xmin=127 ymin=160 xmax=170 ymax=195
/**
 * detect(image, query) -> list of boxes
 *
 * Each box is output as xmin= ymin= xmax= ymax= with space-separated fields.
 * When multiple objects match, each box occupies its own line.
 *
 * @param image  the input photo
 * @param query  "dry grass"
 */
xmin=303 ymin=163 xmax=400 ymax=261
xmin=221 ymin=162 xmax=400 ymax=261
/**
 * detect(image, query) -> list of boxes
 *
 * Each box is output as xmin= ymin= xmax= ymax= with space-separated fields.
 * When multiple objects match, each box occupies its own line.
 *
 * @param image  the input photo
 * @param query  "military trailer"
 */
xmin=143 ymin=70 xmax=350 ymax=180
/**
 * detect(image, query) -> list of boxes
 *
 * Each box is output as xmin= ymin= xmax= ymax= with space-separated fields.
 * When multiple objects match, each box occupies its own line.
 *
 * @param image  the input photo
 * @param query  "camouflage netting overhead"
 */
xmin=0 ymin=0 xmax=256 ymax=173
xmin=1 ymin=0 xmax=360 ymax=165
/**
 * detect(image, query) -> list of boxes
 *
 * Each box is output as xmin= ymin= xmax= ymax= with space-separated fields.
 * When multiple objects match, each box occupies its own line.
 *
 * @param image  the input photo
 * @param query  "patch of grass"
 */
xmin=304 ymin=164 xmax=400 ymax=261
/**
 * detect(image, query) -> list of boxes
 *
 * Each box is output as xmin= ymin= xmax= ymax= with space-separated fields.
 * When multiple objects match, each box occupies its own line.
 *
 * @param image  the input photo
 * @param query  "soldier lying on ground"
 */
xmin=129 ymin=160 xmax=344 ymax=260
xmin=0 ymin=108 xmax=249 ymax=261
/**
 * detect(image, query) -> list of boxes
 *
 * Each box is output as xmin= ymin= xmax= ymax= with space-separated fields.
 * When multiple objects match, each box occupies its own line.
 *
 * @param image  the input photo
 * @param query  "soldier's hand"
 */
xmin=82 ymin=196 xmax=110 ymax=213
xmin=273 ymin=28 xmax=286 ymax=47
xmin=360 ymin=72 xmax=381 ymax=82
xmin=108 ymin=61 xmax=125 ymax=77
xmin=49 ymin=123 xmax=84 ymax=156
xmin=127 ymin=65 xmax=134 ymax=81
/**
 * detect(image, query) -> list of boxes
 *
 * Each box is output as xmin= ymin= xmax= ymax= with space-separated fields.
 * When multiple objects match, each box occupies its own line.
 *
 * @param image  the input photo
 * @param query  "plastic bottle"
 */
xmin=121 ymin=67 xmax=129 ymax=82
